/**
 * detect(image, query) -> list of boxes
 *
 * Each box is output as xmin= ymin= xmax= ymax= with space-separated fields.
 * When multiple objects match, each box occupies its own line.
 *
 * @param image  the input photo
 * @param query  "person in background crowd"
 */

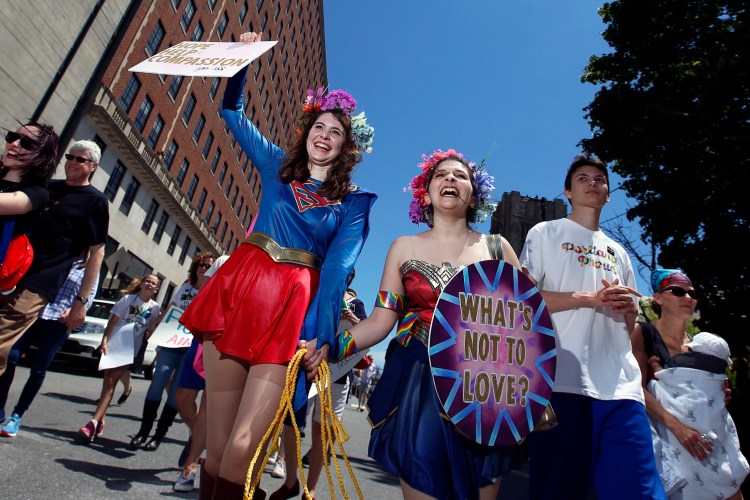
xmin=173 ymin=254 xmax=227 ymax=493
xmin=1 ymin=138 xmax=108 ymax=377
xmin=631 ymin=269 xmax=748 ymax=499
xmin=130 ymin=251 xmax=216 ymax=452
xmin=179 ymin=31 xmax=376 ymax=499
xmin=79 ymin=275 xmax=161 ymax=442
xmin=270 ymin=280 xmax=367 ymax=500
xmin=520 ymin=153 xmax=666 ymax=499
xmin=0 ymin=255 xmax=96 ymax=437
xmin=305 ymin=149 xmax=523 ymax=499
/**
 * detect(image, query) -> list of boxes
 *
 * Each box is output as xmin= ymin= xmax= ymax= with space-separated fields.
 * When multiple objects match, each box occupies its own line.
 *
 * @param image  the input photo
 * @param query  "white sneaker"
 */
xmin=268 ymin=450 xmax=279 ymax=464
xmin=271 ymin=460 xmax=285 ymax=478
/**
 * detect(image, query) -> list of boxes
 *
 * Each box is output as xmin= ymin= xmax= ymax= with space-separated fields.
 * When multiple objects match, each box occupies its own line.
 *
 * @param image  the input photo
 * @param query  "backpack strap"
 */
xmin=0 ymin=221 xmax=16 ymax=263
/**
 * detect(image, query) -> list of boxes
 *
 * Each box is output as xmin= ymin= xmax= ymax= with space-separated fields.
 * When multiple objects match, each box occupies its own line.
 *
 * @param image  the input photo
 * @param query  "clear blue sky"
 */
xmin=320 ymin=1 xmax=647 ymax=368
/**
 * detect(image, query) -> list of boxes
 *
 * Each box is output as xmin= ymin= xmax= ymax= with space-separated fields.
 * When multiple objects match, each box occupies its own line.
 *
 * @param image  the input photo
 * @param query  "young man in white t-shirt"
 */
xmin=520 ymin=154 xmax=666 ymax=500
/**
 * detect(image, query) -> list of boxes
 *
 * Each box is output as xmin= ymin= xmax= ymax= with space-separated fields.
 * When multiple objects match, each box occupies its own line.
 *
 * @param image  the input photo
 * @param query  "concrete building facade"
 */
xmin=490 ymin=191 xmax=568 ymax=256
xmin=2 ymin=0 xmax=328 ymax=304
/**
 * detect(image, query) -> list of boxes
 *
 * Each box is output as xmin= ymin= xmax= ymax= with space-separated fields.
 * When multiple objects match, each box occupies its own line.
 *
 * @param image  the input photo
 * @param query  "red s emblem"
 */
xmin=291 ymin=180 xmax=341 ymax=212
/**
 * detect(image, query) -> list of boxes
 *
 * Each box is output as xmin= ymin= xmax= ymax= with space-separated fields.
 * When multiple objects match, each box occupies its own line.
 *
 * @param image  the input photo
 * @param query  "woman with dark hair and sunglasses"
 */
xmin=0 ymin=123 xmax=57 ymax=283
xmin=129 ymin=251 xmax=216 ymax=452
xmin=178 ymin=31 xmax=376 ymax=499
xmin=631 ymin=269 xmax=748 ymax=499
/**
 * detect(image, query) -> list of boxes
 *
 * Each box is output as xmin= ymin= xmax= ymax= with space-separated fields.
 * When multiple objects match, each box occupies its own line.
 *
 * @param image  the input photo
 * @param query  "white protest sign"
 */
xmin=129 ymin=40 xmax=277 ymax=78
xmin=148 ymin=305 xmax=194 ymax=348
xmin=307 ymin=348 xmax=369 ymax=399
xmin=99 ymin=323 xmax=136 ymax=370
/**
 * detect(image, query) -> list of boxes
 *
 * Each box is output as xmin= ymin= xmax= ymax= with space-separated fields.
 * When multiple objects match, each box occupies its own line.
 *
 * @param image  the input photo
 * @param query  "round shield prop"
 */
xmin=428 ymin=259 xmax=556 ymax=446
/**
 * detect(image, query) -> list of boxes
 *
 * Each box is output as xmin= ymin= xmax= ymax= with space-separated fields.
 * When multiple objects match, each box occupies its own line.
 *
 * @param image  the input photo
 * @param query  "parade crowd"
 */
xmin=1 ymin=30 xmax=748 ymax=500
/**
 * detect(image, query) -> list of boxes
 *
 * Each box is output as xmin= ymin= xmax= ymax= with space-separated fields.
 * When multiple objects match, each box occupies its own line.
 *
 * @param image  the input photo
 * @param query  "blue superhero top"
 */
xmin=221 ymin=67 xmax=377 ymax=354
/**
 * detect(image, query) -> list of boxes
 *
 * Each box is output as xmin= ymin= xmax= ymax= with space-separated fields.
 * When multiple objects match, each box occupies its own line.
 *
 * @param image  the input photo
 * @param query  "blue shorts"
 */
xmin=176 ymin=338 xmax=205 ymax=391
xmin=528 ymin=392 xmax=666 ymax=500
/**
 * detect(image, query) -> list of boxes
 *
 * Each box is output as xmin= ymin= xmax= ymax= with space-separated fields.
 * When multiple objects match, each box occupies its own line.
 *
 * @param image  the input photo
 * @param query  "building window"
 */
xmin=239 ymin=1 xmax=248 ymax=24
xmin=142 ymin=200 xmax=159 ymax=234
xmin=146 ymin=21 xmax=165 ymax=56
xmin=210 ymin=148 xmax=221 ymax=174
xmin=219 ymin=221 xmax=228 ymax=243
xmin=224 ymin=174 xmax=234 ymax=198
xmin=182 ymin=94 xmax=196 ymax=124
xmin=254 ymin=61 xmax=262 ymax=80
xmin=217 ymin=163 xmax=228 ymax=186
xmin=230 ymin=185 xmax=239 ymax=207
xmin=119 ymin=177 xmax=141 ymax=215
xmin=196 ymin=188 xmax=207 ymax=213
xmin=241 ymin=205 xmax=249 ymax=226
xmin=209 ymin=77 xmax=220 ymax=100
xmin=133 ymin=95 xmax=153 ymax=132
xmin=191 ymin=20 xmax=204 ymax=41
xmin=205 ymin=201 xmax=215 ymax=224
xmin=104 ymin=161 xmax=126 ymax=201
xmin=171 ymin=0 xmax=181 ymax=8
xmin=180 ymin=0 xmax=196 ymax=31
xmin=175 ymin=159 xmax=189 ymax=187
xmin=168 ymin=75 xmax=184 ymax=99
xmin=208 ymin=0 xmax=216 ymax=9
xmin=147 ymin=115 xmax=164 ymax=149
xmin=153 ymin=211 xmax=169 ymax=243
xmin=202 ymin=132 xmax=214 ymax=159
xmin=236 ymin=196 xmax=244 ymax=217
xmin=274 ymin=2 xmax=281 ymax=21
xmin=167 ymin=226 xmax=182 ymax=256
xmin=119 ymin=75 xmax=141 ymax=112
xmin=261 ymin=12 xmax=268 ymax=31
xmin=262 ymin=90 xmax=268 ymax=108
xmin=217 ymin=12 xmax=228 ymax=39
xmin=256 ymin=0 xmax=264 ymax=12
xmin=258 ymin=77 xmax=265 ymax=94
xmin=192 ymin=114 xmax=205 ymax=142
xmin=186 ymin=174 xmax=198 ymax=201
xmin=178 ymin=235 xmax=192 ymax=265
xmin=212 ymin=211 xmax=223 ymax=233
xmin=163 ymin=140 xmax=178 ymax=169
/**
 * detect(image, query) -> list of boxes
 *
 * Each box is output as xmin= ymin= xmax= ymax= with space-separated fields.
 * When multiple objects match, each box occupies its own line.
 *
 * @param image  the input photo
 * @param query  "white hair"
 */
xmin=70 ymin=140 xmax=101 ymax=163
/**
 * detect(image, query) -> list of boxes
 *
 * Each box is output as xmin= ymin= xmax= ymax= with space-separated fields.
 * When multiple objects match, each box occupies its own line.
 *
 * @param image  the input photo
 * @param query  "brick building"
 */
xmin=2 ymin=0 xmax=328 ymax=304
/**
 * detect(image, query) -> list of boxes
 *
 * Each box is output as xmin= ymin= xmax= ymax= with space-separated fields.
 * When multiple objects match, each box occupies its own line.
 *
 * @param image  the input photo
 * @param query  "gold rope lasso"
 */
xmin=243 ymin=349 xmax=364 ymax=500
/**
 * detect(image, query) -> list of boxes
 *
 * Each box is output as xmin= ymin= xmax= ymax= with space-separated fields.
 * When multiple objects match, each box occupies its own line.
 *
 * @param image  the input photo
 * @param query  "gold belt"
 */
xmin=244 ymin=232 xmax=322 ymax=270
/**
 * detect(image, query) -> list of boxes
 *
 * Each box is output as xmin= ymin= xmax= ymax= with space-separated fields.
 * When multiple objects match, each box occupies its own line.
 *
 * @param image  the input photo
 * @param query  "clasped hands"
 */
xmin=597 ymin=278 xmax=641 ymax=314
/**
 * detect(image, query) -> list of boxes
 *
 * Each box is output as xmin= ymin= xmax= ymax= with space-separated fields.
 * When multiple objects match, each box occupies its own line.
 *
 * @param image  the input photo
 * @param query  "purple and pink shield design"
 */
xmin=429 ymin=260 xmax=556 ymax=446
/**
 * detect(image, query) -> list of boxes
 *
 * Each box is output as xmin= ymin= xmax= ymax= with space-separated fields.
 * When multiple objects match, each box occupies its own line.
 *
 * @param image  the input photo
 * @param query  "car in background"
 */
xmin=56 ymin=298 xmax=157 ymax=378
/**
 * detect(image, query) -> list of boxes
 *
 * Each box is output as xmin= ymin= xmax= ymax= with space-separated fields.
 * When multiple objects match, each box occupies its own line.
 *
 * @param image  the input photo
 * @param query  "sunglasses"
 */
xmin=143 ymin=280 xmax=159 ymax=286
xmin=198 ymin=263 xmax=213 ymax=269
xmin=65 ymin=153 xmax=93 ymax=164
xmin=5 ymin=131 xmax=39 ymax=150
xmin=662 ymin=286 xmax=699 ymax=300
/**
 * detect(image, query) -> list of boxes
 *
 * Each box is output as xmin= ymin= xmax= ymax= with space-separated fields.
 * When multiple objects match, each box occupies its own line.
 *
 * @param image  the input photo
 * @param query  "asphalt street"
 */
xmin=0 ymin=362 xmax=531 ymax=499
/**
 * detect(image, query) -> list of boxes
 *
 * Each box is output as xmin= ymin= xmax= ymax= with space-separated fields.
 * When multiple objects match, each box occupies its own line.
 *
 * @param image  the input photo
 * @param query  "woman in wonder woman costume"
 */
xmin=304 ymin=149 xmax=525 ymax=499
xmin=179 ymin=32 xmax=376 ymax=500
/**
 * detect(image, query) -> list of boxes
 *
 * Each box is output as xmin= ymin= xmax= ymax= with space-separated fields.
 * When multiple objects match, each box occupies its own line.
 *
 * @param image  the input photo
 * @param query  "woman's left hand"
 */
xmin=239 ymin=31 xmax=262 ymax=43
xmin=298 ymin=339 xmax=329 ymax=380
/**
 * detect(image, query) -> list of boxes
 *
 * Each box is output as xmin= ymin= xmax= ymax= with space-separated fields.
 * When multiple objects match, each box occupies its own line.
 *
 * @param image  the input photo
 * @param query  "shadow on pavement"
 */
xmin=57 ymin=458 xmax=174 ymax=491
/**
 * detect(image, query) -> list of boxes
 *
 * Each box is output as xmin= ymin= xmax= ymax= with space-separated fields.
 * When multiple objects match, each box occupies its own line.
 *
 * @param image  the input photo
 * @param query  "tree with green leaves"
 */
xmin=581 ymin=0 xmax=750 ymax=351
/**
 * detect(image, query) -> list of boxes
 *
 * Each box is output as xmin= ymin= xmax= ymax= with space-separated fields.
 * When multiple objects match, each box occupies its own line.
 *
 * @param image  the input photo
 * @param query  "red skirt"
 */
xmin=180 ymin=244 xmax=320 ymax=364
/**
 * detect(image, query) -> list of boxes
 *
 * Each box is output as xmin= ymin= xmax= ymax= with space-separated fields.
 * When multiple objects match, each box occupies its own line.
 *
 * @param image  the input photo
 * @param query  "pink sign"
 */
xmin=429 ymin=260 xmax=556 ymax=446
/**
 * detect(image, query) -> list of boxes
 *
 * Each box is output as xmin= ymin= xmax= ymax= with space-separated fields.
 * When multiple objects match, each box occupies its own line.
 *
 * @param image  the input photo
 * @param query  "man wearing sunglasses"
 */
xmin=0 ymin=139 xmax=109 ymax=377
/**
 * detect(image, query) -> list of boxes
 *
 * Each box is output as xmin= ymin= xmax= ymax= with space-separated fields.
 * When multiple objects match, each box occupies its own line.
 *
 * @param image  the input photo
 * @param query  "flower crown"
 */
xmin=298 ymin=87 xmax=374 ymax=153
xmin=405 ymin=149 xmax=497 ymax=227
